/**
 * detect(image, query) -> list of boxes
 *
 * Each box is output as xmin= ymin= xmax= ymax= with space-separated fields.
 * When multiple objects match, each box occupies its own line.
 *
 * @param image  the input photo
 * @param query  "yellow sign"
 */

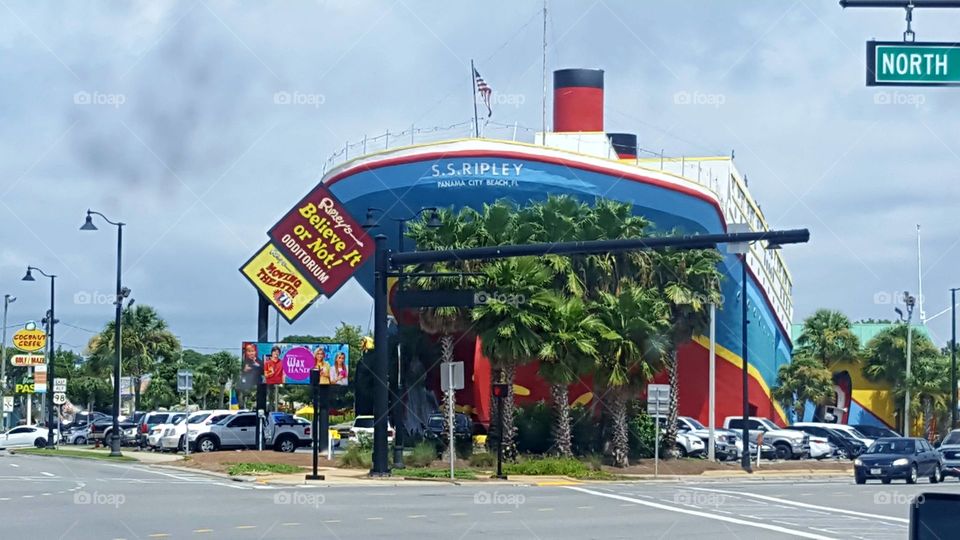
xmin=10 ymin=354 xmax=46 ymax=367
xmin=12 ymin=328 xmax=46 ymax=352
xmin=15 ymin=383 xmax=34 ymax=394
xmin=240 ymin=242 xmax=320 ymax=323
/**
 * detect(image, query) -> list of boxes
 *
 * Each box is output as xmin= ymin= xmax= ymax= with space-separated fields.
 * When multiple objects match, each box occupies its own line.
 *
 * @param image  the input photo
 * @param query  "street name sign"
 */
xmin=646 ymin=383 xmax=670 ymax=418
xmin=867 ymin=41 xmax=960 ymax=86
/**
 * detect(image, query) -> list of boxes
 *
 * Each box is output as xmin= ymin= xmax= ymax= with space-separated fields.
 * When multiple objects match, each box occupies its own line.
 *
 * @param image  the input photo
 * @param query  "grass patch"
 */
xmin=12 ymin=447 xmax=136 ymax=462
xmin=504 ymin=456 xmax=615 ymax=480
xmin=405 ymin=441 xmax=439 ymax=468
xmin=398 ymin=467 xmax=477 ymax=480
xmin=468 ymin=452 xmax=496 ymax=468
xmin=338 ymin=444 xmax=372 ymax=469
xmin=225 ymin=462 xmax=302 ymax=476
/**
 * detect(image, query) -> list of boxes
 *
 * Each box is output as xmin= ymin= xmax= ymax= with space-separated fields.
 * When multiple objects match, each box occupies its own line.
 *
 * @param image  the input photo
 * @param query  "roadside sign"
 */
xmin=239 ymin=243 xmax=321 ymax=323
xmin=2 ymin=396 xmax=12 ymax=410
xmin=867 ymin=41 xmax=960 ymax=86
xmin=53 ymin=378 xmax=67 ymax=393
xmin=10 ymin=354 xmax=45 ymax=367
xmin=16 ymin=374 xmax=34 ymax=394
xmin=440 ymin=362 xmax=465 ymax=392
xmin=12 ymin=328 xmax=46 ymax=352
xmin=53 ymin=392 xmax=66 ymax=406
xmin=177 ymin=370 xmax=193 ymax=392
xmin=267 ymin=182 xmax=374 ymax=297
xmin=646 ymin=383 xmax=670 ymax=418
xmin=34 ymin=365 xmax=47 ymax=394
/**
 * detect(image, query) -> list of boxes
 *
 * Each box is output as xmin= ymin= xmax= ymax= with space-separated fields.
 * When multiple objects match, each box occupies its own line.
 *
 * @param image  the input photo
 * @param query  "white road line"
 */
xmin=684 ymin=487 xmax=909 ymax=524
xmin=9 ymin=464 xmax=18 ymax=468
xmin=564 ymin=486 xmax=835 ymax=540
xmin=40 ymin=472 xmax=55 ymax=477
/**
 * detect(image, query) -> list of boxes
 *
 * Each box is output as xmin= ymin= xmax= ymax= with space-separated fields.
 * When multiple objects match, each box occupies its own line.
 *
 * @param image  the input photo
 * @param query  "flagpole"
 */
xmin=471 ymin=59 xmax=479 ymax=138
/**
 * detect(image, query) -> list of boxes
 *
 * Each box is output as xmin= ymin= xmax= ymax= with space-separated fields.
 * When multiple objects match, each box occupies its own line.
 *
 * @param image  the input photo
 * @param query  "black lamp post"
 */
xmin=81 ymin=210 xmax=128 ymax=457
xmin=951 ymin=287 xmax=958 ymax=430
xmin=22 ymin=266 xmax=56 ymax=448
xmin=365 ymin=207 xmax=441 ymax=470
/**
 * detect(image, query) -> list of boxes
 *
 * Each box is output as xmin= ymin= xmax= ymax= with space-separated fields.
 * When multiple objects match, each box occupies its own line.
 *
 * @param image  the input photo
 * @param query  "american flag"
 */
xmin=474 ymin=68 xmax=493 ymax=117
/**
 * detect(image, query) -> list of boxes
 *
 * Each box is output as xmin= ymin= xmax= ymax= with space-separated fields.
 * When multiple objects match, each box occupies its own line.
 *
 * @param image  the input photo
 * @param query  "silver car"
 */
xmin=938 ymin=429 xmax=960 ymax=480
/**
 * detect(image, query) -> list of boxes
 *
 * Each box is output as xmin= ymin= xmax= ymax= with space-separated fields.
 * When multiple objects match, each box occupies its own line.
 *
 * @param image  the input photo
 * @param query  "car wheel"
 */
xmin=906 ymin=464 xmax=918 ymax=485
xmin=275 ymin=436 xmax=296 ymax=453
xmin=34 ymin=437 xmax=46 ymax=448
xmin=930 ymin=464 xmax=942 ymax=484
xmin=838 ymin=448 xmax=849 ymax=460
xmin=75 ymin=436 xmax=87 ymax=446
xmin=855 ymin=473 xmax=866 ymax=485
xmin=197 ymin=437 xmax=218 ymax=453
xmin=177 ymin=436 xmax=185 ymax=452
xmin=675 ymin=444 xmax=687 ymax=458
xmin=774 ymin=443 xmax=792 ymax=460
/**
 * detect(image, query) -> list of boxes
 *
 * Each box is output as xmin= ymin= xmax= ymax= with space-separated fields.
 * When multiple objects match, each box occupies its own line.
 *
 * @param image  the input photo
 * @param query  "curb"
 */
xmin=150 ymin=463 xmax=256 ymax=482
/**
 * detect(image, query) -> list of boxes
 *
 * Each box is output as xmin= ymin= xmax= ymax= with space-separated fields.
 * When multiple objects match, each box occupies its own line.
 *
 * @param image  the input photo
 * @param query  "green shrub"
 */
xmin=468 ymin=452 xmax=496 ymax=468
xmin=339 ymin=443 xmax=372 ymax=469
xmin=504 ymin=456 xmax=614 ymax=479
xmin=627 ymin=410 xmax=669 ymax=459
xmin=399 ymin=468 xmax=477 ymax=480
xmin=515 ymin=402 xmax=552 ymax=455
xmin=226 ymin=463 xmax=301 ymax=476
xmin=406 ymin=441 xmax=438 ymax=468
xmin=570 ymin=406 xmax=601 ymax=456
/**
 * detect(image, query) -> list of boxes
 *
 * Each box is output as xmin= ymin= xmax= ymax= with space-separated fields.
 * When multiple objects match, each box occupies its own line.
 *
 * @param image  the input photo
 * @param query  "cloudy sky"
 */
xmin=2 ymin=0 xmax=959 ymax=355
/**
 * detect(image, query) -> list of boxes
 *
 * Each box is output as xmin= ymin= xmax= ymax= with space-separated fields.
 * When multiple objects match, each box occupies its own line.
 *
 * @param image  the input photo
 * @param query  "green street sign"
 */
xmin=868 ymin=41 xmax=960 ymax=86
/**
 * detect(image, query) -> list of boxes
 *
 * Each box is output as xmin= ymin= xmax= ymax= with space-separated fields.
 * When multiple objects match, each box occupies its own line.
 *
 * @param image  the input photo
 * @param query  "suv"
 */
xmin=937 ymin=429 xmax=960 ymax=480
xmin=347 ymin=415 xmax=394 ymax=442
xmin=675 ymin=416 xmax=740 ymax=461
xmin=90 ymin=418 xmax=138 ymax=446
xmin=196 ymin=411 xmax=312 ymax=453
xmin=146 ymin=412 xmax=188 ymax=450
xmin=160 ymin=410 xmax=233 ymax=452
xmin=425 ymin=412 xmax=472 ymax=441
xmin=138 ymin=412 xmax=181 ymax=448
xmin=794 ymin=422 xmax=874 ymax=448
xmin=723 ymin=416 xmax=809 ymax=460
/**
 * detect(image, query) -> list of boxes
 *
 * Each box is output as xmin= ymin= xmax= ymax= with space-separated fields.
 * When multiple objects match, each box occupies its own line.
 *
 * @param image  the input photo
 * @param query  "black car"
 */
xmin=852 ymin=424 xmax=900 ymax=439
xmin=792 ymin=425 xmax=866 ymax=459
xmin=424 ymin=413 xmax=472 ymax=440
xmin=854 ymin=437 xmax=943 ymax=484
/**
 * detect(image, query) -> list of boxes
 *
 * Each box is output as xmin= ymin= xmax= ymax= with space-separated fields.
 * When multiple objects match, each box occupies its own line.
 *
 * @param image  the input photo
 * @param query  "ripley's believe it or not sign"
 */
xmin=240 ymin=182 xmax=373 ymax=322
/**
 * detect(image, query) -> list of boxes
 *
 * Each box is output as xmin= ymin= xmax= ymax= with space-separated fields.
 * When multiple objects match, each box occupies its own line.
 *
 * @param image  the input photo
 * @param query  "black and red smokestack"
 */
xmin=607 ymin=133 xmax=637 ymax=160
xmin=553 ymin=68 xmax=604 ymax=132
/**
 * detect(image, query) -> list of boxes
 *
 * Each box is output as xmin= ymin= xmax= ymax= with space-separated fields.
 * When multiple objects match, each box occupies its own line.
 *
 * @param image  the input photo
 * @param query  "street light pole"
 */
xmin=951 ymin=288 xmax=958 ymax=430
xmin=81 ymin=210 xmax=127 ymax=457
xmin=22 ymin=267 xmax=56 ymax=447
xmin=1 ymin=294 xmax=15 ymax=430
xmin=903 ymin=292 xmax=916 ymax=436
xmin=739 ymin=255 xmax=752 ymax=472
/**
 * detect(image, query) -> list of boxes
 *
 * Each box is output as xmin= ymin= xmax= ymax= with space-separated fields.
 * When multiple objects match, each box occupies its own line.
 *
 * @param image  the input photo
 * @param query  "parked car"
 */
xmin=672 ymin=416 xmax=740 ymax=461
xmin=792 ymin=424 xmax=866 ymax=459
xmin=146 ymin=412 xmax=187 ymax=450
xmin=937 ymin=429 xmax=960 ymax=480
xmin=794 ymin=422 xmax=874 ymax=449
xmin=425 ymin=412 xmax=472 ymax=440
xmin=347 ymin=415 xmax=394 ymax=442
xmin=138 ymin=411 xmax=182 ymax=448
xmin=723 ymin=416 xmax=809 ymax=460
xmin=159 ymin=410 xmax=233 ymax=452
xmin=0 ymin=425 xmax=59 ymax=448
xmin=807 ymin=436 xmax=835 ymax=459
xmin=854 ymin=437 xmax=943 ymax=484
xmin=186 ymin=410 xmax=247 ymax=451
xmin=653 ymin=417 xmax=707 ymax=458
xmin=196 ymin=411 xmax=312 ymax=452
xmin=89 ymin=418 xmax=137 ymax=445
xmin=852 ymin=424 xmax=900 ymax=439
xmin=64 ymin=424 xmax=91 ymax=445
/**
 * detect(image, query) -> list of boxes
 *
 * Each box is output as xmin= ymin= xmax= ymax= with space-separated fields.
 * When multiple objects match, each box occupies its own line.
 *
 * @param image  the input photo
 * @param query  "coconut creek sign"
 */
xmin=867 ymin=41 xmax=960 ymax=86
xmin=240 ymin=183 xmax=373 ymax=322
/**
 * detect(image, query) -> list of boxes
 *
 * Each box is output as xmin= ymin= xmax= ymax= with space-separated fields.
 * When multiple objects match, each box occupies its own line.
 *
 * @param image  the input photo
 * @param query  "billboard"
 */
xmin=267 ymin=183 xmax=373 ymax=297
xmin=240 ymin=242 xmax=321 ymax=323
xmin=12 ymin=328 xmax=46 ymax=352
xmin=240 ymin=342 xmax=348 ymax=387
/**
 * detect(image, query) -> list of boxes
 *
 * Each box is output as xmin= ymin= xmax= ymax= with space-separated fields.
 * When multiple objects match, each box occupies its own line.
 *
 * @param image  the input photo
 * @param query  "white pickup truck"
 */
xmin=195 ymin=411 xmax=312 ymax=453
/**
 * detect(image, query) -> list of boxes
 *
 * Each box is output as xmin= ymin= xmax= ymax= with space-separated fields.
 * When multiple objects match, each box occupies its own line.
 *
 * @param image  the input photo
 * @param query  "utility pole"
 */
xmin=903 ymin=292 xmax=916 ymax=436
xmin=951 ymin=288 xmax=958 ymax=430
xmin=1 ymin=295 xmax=14 ymax=430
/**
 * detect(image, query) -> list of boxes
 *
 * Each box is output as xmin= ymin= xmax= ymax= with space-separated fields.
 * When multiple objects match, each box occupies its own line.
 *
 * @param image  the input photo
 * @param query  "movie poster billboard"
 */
xmin=239 ymin=342 xmax=348 ymax=387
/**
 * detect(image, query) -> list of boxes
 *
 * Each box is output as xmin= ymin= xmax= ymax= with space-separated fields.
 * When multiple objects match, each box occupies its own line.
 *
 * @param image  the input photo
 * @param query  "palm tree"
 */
xmin=909 ymin=354 xmax=950 ymax=439
xmin=652 ymin=246 xmax=723 ymax=456
xmin=538 ymin=295 xmax=607 ymax=457
xmin=472 ymin=256 xmax=555 ymax=460
xmin=863 ymin=324 xmax=941 ymax=434
xmin=772 ymin=354 xmax=835 ymax=421
xmin=795 ymin=309 xmax=860 ymax=370
xmin=594 ymin=285 xmax=670 ymax=467
xmin=87 ymin=305 xmax=180 ymax=412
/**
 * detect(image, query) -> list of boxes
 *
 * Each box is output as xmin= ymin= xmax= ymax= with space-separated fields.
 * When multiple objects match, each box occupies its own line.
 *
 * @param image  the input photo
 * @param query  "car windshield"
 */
xmin=187 ymin=414 xmax=210 ymax=424
xmin=215 ymin=415 xmax=235 ymax=426
xmin=686 ymin=418 xmax=705 ymax=430
xmin=943 ymin=431 xmax=960 ymax=445
xmin=867 ymin=439 xmax=916 ymax=454
xmin=354 ymin=417 xmax=374 ymax=429
xmin=757 ymin=419 xmax=778 ymax=430
xmin=149 ymin=414 xmax=169 ymax=424
xmin=843 ymin=427 xmax=868 ymax=439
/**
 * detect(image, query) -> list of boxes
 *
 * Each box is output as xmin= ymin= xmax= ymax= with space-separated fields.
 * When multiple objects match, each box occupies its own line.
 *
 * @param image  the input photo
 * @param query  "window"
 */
xmin=228 ymin=415 xmax=257 ymax=428
xmin=8 ymin=427 xmax=32 ymax=435
xmin=210 ymin=414 xmax=231 ymax=424
xmin=187 ymin=414 xmax=210 ymax=425
xmin=353 ymin=417 xmax=374 ymax=429
xmin=728 ymin=419 xmax=744 ymax=430
xmin=943 ymin=432 xmax=960 ymax=445
xmin=149 ymin=414 xmax=169 ymax=424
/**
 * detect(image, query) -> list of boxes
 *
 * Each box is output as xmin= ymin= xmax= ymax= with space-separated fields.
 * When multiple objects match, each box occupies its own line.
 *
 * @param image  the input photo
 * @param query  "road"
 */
xmin=0 ymin=450 xmax=955 ymax=539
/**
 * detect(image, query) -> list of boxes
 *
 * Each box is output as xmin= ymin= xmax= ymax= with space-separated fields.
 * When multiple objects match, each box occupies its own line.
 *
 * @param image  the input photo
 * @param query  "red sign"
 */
xmin=268 ymin=183 xmax=373 ymax=296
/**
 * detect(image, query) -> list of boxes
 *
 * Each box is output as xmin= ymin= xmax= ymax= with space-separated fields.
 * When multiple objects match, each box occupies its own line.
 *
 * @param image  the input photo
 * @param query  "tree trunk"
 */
xmin=133 ymin=377 xmax=141 ymax=413
xmin=610 ymin=388 xmax=630 ymax=468
xmin=924 ymin=396 xmax=934 ymax=440
xmin=439 ymin=334 xmax=456 ymax=460
xmin=664 ymin=350 xmax=679 ymax=458
xmin=501 ymin=364 xmax=518 ymax=461
xmin=550 ymin=382 xmax=572 ymax=457
xmin=488 ymin=367 xmax=502 ymax=454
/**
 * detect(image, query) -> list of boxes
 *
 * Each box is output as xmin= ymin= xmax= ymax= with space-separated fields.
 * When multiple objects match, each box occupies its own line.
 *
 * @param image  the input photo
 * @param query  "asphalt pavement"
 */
xmin=1 ymin=450 xmax=955 ymax=539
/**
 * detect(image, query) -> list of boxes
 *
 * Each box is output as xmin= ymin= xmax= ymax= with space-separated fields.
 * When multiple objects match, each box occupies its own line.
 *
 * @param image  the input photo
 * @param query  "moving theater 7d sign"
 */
xmin=240 ymin=182 xmax=373 ymax=322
